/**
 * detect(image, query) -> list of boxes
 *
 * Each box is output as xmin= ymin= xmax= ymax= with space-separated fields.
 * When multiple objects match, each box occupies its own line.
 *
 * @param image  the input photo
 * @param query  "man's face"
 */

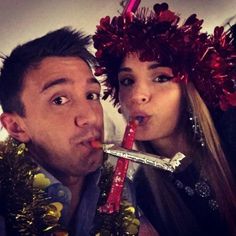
xmin=19 ymin=57 xmax=104 ymax=178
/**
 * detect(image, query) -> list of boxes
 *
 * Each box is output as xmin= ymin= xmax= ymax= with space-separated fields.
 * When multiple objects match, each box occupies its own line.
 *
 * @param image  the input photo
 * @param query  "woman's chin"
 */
xmin=135 ymin=134 xmax=152 ymax=141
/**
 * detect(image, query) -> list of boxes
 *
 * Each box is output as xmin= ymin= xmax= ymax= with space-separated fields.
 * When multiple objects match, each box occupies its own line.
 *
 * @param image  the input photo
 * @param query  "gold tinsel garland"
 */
xmin=0 ymin=138 xmax=140 ymax=235
xmin=0 ymin=138 xmax=63 ymax=235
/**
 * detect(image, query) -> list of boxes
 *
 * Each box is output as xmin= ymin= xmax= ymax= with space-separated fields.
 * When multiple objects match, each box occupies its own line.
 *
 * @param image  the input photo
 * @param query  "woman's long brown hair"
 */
xmin=140 ymin=81 xmax=236 ymax=235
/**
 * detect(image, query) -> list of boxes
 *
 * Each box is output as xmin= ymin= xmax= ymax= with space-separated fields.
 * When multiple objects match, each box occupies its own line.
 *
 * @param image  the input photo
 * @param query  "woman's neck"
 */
xmin=150 ymin=131 xmax=192 ymax=158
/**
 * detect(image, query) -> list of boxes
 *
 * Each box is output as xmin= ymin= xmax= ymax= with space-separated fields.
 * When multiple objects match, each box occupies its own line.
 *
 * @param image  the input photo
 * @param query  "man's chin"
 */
xmin=88 ymin=154 xmax=104 ymax=171
xmin=78 ymin=151 xmax=103 ymax=174
xmin=87 ymin=162 xmax=102 ymax=174
xmin=74 ymin=162 xmax=102 ymax=177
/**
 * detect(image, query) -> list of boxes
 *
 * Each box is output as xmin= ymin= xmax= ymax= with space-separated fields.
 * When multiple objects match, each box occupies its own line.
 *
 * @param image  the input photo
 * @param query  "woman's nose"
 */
xmin=130 ymin=84 xmax=151 ymax=104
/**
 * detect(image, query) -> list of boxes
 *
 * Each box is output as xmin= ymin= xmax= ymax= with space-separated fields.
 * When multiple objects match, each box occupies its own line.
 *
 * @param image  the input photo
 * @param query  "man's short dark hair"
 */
xmin=0 ymin=27 xmax=95 ymax=116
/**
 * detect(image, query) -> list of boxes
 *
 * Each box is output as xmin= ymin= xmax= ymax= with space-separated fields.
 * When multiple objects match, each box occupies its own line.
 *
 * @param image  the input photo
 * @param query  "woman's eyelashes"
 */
xmin=119 ymin=74 xmax=173 ymax=86
xmin=119 ymin=77 xmax=134 ymax=86
xmin=153 ymin=74 xmax=173 ymax=83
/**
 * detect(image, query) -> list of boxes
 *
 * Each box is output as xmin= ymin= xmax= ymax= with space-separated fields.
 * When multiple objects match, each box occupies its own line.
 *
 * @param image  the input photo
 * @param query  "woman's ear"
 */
xmin=0 ymin=113 xmax=30 ymax=143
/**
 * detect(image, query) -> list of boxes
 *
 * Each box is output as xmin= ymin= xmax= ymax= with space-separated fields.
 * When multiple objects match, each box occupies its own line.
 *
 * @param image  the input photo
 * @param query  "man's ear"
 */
xmin=0 ymin=112 xmax=30 ymax=143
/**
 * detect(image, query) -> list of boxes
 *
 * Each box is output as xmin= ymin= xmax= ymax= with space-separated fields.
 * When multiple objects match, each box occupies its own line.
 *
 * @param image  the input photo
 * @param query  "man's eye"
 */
xmin=87 ymin=92 xmax=101 ymax=100
xmin=153 ymin=75 xmax=173 ymax=83
xmin=119 ymin=78 xmax=134 ymax=86
xmin=52 ymin=96 xmax=69 ymax=105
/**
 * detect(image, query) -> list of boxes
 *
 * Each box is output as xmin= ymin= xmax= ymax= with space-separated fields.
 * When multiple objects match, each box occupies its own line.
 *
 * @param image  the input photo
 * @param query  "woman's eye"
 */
xmin=87 ymin=92 xmax=101 ymax=100
xmin=119 ymin=78 xmax=134 ymax=86
xmin=52 ymin=96 xmax=69 ymax=105
xmin=153 ymin=75 xmax=173 ymax=83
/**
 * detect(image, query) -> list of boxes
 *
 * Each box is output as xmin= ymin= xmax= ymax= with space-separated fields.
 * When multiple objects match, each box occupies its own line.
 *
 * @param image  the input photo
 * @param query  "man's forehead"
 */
xmin=40 ymin=76 xmax=100 ymax=94
xmin=24 ymin=56 xmax=97 ymax=88
xmin=37 ymin=56 xmax=91 ymax=71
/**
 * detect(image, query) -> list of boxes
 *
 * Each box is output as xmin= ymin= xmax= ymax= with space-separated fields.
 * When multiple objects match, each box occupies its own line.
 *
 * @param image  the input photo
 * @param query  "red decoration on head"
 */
xmin=122 ymin=0 xmax=141 ymax=15
xmin=93 ymin=2 xmax=236 ymax=111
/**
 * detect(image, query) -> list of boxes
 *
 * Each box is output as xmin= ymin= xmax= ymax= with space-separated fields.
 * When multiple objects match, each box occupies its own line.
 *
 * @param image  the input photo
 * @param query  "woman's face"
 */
xmin=118 ymin=53 xmax=183 ymax=144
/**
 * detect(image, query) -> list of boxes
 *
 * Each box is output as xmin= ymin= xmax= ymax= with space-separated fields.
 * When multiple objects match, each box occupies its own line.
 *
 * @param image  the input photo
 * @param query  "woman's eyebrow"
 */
xmin=119 ymin=62 xmax=161 ymax=73
xmin=148 ymin=63 xmax=161 ymax=70
xmin=118 ymin=67 xmax=132 ymax=73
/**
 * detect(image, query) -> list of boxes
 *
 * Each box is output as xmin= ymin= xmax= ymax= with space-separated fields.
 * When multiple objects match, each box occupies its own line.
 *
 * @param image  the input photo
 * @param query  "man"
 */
xmin=0 ymin=27 xmax=159 ymax=236
xmin=0 ymin=27 xmax=106 ymax=235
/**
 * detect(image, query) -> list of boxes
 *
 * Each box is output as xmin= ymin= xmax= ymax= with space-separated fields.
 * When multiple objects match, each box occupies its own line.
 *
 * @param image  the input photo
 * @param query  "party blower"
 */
xmin=91 ymin=116 xmax=186 ymax=215
xmin=92 ymin=142 xmax=186 ymax=173
xmin=94 ymin=119 xmax=138 ymax=214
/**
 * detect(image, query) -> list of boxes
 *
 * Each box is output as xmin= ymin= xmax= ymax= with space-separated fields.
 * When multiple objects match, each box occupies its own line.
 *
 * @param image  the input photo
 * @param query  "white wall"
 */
xmin=0 ymin=0 xmax=236 ymax=140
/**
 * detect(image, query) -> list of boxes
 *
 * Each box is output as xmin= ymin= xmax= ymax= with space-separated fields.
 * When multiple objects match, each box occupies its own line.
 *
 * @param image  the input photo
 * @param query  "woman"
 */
xmin=93 ymin=2 xmax=236 ymax=236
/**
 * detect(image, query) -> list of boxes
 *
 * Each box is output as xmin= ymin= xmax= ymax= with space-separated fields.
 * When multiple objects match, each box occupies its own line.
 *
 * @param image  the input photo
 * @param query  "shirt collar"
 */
xmin=35 ymin=165 xmax=101 ymax=233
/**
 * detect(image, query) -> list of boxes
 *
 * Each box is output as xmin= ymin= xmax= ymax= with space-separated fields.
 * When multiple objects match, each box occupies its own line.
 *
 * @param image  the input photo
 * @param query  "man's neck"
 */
xmin=60 ymin=175 xmax=85 ymax=221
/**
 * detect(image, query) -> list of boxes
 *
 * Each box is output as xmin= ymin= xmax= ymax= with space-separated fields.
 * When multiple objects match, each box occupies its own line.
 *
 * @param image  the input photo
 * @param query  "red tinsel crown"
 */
xmin=93 ymin=2 xmax=236 ymax=110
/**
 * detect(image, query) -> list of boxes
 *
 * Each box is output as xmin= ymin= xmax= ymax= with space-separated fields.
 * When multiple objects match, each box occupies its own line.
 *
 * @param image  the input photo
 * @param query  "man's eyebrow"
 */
xmin=89 ymin=77 xmax=100 ymax=85
xmin=40 ymin=78 xmax=71 ymax=93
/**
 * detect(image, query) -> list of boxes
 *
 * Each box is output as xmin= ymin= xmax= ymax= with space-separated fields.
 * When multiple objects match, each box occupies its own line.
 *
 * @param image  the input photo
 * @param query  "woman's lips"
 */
xmin=135 ymin=116 xmax=145 ymax=124
xmin=131 ymin=114 xmax=150 ymax=126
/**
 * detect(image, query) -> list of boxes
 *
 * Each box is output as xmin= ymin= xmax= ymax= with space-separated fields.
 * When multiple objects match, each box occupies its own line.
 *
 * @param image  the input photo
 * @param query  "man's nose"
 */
xmin=74 ymin=103 xmax=97 ymax=127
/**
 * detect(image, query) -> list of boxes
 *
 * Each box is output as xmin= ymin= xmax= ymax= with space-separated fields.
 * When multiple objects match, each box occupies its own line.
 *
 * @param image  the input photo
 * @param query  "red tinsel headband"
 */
xmin=93 ymin=2 xmax=236 ymax=111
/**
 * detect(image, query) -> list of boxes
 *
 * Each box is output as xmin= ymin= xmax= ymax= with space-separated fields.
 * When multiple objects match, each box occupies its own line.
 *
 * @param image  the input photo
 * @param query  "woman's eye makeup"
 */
xmin=153 ymin=74 xmax=173 ymax=83
xmin=119 ymin=74 xmax=173 ymax=85
xmin=119 ymin=77 xmax=134 ymax=86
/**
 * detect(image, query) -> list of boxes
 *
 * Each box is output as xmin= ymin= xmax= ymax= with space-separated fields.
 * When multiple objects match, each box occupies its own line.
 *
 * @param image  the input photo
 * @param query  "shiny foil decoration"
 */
xmin=0 ymin=138 xmax=66 ymax=235
xmin=93 ymin=2 xmax=236 ymax=111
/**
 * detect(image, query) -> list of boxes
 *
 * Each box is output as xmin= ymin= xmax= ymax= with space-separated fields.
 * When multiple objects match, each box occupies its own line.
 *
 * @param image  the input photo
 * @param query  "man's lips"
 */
xmin=72 ymin=135 xmax=102 ymax=149
xmin=82 ymin=139 xmax=101 ymax=148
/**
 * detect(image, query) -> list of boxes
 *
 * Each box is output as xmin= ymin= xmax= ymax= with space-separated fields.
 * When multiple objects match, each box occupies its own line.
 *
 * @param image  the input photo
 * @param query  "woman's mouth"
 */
xmin=133 ymin=115 xmax=150 ymax=126
xmin=135 ymin=116 xmax=145 ymax=124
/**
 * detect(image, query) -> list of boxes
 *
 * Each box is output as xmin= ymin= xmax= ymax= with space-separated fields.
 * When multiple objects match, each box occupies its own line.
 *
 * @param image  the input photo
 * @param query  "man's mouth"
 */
xmin=72 ymin=134 xmax=102 ymax=149
xmin=81 ymin=136 xmax=102 ymax=147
